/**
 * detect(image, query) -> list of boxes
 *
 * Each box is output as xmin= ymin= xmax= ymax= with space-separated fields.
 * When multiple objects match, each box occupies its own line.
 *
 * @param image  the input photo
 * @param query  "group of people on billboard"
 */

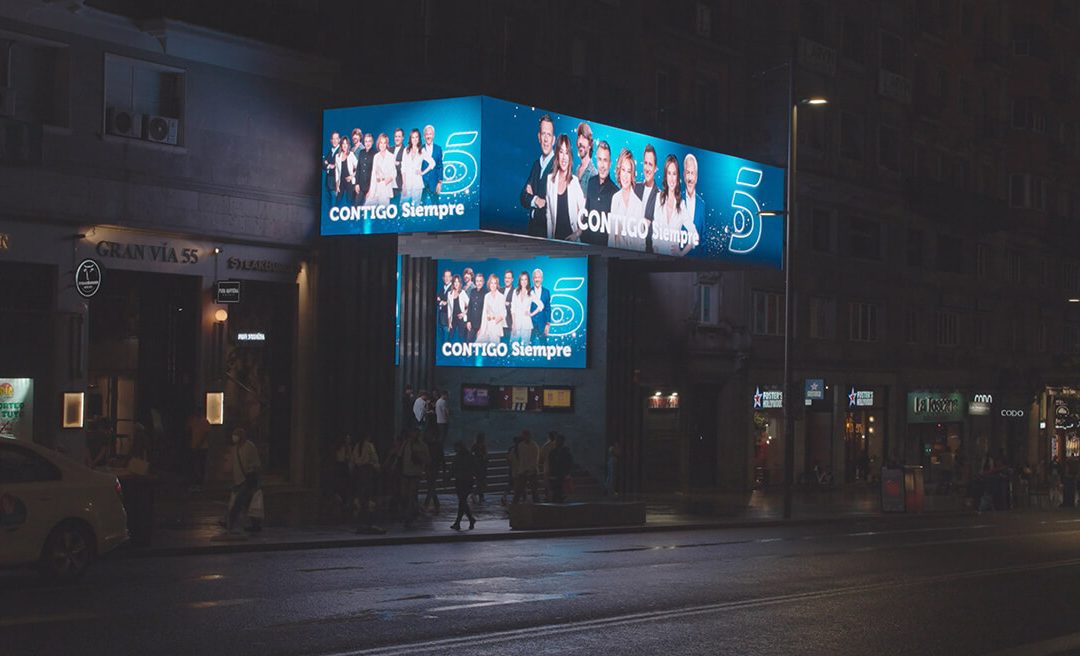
xmin=438 ymin=267 xmax=552 ymax=348
xmin=520 ymin=114 xmax=706 ymax=257
xmin=323 ymin=124 xmax=443 ymax=209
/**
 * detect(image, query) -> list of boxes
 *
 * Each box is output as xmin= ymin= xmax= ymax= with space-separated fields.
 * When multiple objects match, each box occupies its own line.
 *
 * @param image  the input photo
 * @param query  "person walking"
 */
xmin=332 ymin=433 xmax=354 ymax=517
xmin=227 ymin=428 xmax=261 ymax=534
xmin=471 ymin=433 xmax=489 ymax=504
xmin=382 ymin=432 xmax=406 ymax=518
xmin=501 ymin=435 xmax=521 ymax=506
xmin=512 ymin=430 xmax=540 ymax=504
xmin=435 ymin=390 xmax=451 ymax=444
xmin=352 ymin=435 xmax=385 ymax=534
xmin=450 ymin=441 xmax=477 ymax=530
xmin=548 ymin=433 xmax=574 ymax=503
xmin=539 ymin=431 xmax=557 ymax=501
xmin=400 ymin=430 xmax=429 ymax=528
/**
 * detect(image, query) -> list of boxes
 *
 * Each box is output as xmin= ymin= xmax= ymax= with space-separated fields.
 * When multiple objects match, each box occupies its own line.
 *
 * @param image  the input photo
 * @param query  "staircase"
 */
xmin=436 ymin=452 xmax=605 ymax=499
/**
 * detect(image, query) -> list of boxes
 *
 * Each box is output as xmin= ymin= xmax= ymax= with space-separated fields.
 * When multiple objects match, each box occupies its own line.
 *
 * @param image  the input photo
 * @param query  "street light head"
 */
xmin=1069 ymin=298 xmax=1080 ymax=303
xmin=802 ymin=97 xmax=829 ymax=106
xmin=759 ymin=210 xmax=786 ymax=217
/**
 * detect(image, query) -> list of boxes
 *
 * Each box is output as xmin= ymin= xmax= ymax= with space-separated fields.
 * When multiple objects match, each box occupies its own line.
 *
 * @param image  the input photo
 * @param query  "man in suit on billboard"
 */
xmin=520 ymin=115 xmax=555 ymax=238
xmin=355 ymin=132 xmax=375 ymax=201
xmin=392 ymin=127 xmax=405 ymax=206
xmin=683 ymin=153 xmax=707 ymax=255
xmin=583 ymin=141 xmax=617 ymax=245
xmin=324 ymin=131 xmax=341 ymax=208
xmin=437 ymin=269 xmax=452 ymax=344
xmin=422 ymin=124 xmax=443 ymax=204
xmin=502 ymin=269 xmax=515 ymax=343
xmin=531 ymin=268 xmax=552 ymax=345
xmin=635 ymin=144 xmax=660 ymax=254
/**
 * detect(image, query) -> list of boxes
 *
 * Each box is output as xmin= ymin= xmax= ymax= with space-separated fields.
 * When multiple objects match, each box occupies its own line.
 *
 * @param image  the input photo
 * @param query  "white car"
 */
xmin=0 ymin=439 xmax=128 ymax=581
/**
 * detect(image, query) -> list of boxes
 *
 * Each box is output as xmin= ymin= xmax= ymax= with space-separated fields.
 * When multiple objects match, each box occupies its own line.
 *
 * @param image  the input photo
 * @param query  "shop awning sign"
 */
xmin=805 ymin=379 xmax=825 ymax=402
xmin=848 ymin=387 xmax=874 ymax=408
xmin=75 ymin=259 xmax=102 ymax=298
xmin=907 ymin=391 xmax=965 ymax=423
xmin=216 ymin=280 xmax=241 ymax=304
xmin=969 ymin=393 xmax=993 ymax=416
xmin=754 ymin=387 xmax=783 ymax=409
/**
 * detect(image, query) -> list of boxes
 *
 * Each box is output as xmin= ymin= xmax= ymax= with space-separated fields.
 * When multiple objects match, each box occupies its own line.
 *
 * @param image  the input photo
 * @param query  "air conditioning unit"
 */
xmin=105 ymin=106 xmax=142 ymax=139
xmin=143 ymin=115 xmax=179 ymax=145
xmin=0 ymin=87 xmax=15 ymax=118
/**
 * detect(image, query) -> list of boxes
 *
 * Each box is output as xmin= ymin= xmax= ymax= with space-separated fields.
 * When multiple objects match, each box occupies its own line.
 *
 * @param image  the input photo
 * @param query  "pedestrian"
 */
xmin=435 ymin=390 xmax=451 ymax=444
xmin=471 ymin=432 xmax=488 ymax=504
xmin=512 ymin=430 xmax=540 ymax=504
xmin=539 ymin=431 xmax=557 ymax=501
xmin=605 ymin=443 xmax=619 ymax=497
xmin=383 ymin=432 xmax=405 ymax=517
xmin=333 ymin=433 xmax=354 ymax=516
xmin=413 ymin=390 xmax=429 ymax=431
xmin=548 ymin=433 xmax=574 ymax=503
xmin=423 ymin=430 xmax=444 ymax=513
xmin=227 ymin=428 xmax=262 ymax=534
xmin=501 ymin=435 xmax=520 ymax=506
xmin=352 ymin=435 xmax=385 ymax=534
xmin=400 ymin=430 xmax=429 ymax=527
xmin=402 ymin=385 xmax=416 ymax=431
xmin=450 ymin=441 xmax=477 ymax=530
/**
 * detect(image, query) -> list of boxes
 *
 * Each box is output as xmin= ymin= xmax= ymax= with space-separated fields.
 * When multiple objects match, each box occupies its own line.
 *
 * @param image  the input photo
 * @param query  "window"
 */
xmin=936 ymin=311 xmax=959 ymax=346
xmin=840 ymin=112 xmax=864 ymax=160
xmin=1012 ymin=97 xmax=1047 ymax=133
xmin=0 ymin=445 xmax=61 ymax=484
xmin=809 ymin=296 xmax=836 ymax=339
xmin=976 ymin=244 xmax=990 ymax=279
xmin=656 ymin=68 xmax=674 ymax=129
xmin=842 ymin=15 xmax=866 ymax=64
xmin=696 ymin=282 xmax=720 ymax=325
xmin=752 ymin=290 xmax=784 ymax=336
xmin=1 ymin=38 xmax=70 ymax=128
xmin=801 ymin=0 xmax=827 ymax=44
xmin=693 ymin=79 xmax=718 ymax=133
xmin=1036 ymin=321 xmax=1048 ymax=353
xmin=1064 ymin=260 xmax=1080 ymax=293
xmin=974 ymin=313 xmax=986 ymax=349
xmin=1065 ymin=324 xmax=1080 ymax=353
xmin=937 ymin=234 xmax=965 ymax=273
xmin=1010 ymin=174 xmax=1048 ymax=210
xmin=800 ymin=107 xmax=827 ymax=151
xmin=880 ymin=31 xmax=905 ymax=74
xmin=1008 ymin=251 xmax=1022 ymax=283
xmin=847 ymin=216 xmax=882 ymax=260
xmin=104 ymin=54 xmax=185 ymax=145
xmin=811 ymin=208 xmax=833 ymax=252
xmin=905 ymin=308 xmax=920 ymax=343
xmin=906 ymin=228 xmax=924 ymax=267
xmin=849 ymin=302 xmax=880 ymax=342
xmin=878 ymin=125 xmax=900 ymax=171
xmin=695 ymin=2 xmax=713 ymax=38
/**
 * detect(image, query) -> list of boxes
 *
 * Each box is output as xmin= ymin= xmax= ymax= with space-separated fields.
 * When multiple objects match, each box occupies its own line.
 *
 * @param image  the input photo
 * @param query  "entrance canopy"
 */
xmin=321 ymin=96 xmax=785 ymax=268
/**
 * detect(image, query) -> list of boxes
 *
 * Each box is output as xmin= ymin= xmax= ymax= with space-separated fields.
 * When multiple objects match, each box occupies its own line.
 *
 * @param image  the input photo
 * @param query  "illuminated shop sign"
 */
xmin=907 ymin=391 xmax=965 ymax=423
xmin=0 ymin=378 xmax=33 ymax=440
xmin=804 ymin=379 xmax=825 ymax=402
xmin=435 ymin=256 xmax=587 ymax=369
xmin=754 ymin=387 xmax=783 ymax=409
xmin=235 ymin=332 xmax=266 ymax=343
xmin=970 ymin=393 xmax=993 ymax=416
xmin=848 ymin=387 xmax=874 ymax=408
xmin=321 ymin=97 xmax=784 ymax=266
xmin=1000 ymin=409 xmax=1026 ymax=418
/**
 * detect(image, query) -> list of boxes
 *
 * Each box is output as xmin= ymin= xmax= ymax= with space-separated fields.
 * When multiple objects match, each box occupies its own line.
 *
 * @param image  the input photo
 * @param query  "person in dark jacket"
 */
xmin=547 ymin=434 xmax=574 ymax=503
xmin=520 ymin=114 xmax=555 ymax=237
xmin=471 ymin=432 xmax=489 ymax=504
xmin=450 ymin=441 xmax=477 ymax=530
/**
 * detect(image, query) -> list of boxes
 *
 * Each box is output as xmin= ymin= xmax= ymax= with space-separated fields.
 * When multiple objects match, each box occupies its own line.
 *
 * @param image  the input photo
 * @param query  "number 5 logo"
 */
xmin=549 ymin=277 xmax=585 ymax=337
xmin=440 ymin=131 xmax=479 ymax=196
xmin=728 ymin=167 xmax=764 ymax=254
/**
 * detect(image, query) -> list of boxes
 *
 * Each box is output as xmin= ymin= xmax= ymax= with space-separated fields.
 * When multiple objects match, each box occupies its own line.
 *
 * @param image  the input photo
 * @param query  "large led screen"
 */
xmin=435 ymin=257 xmax=587 ymax=369
xmin=321 ymin=97 xmax=482 ymax=236
xmin=321 ymin=97 xmax=784 ymax=268
xmin=478 ymin=98 xmax=784 ymax=266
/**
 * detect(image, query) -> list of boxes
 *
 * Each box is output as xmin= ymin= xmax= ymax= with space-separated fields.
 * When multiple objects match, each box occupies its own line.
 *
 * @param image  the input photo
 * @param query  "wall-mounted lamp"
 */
xmin=62 ymin=392 xmax=84 ymax=428
xmin=214 ymin=308 xmax=229 ymax=323
xmin=213 ymin=247 xmax=221 ymax=255
xmin=206 ymin=392 xmax=224 ymax=425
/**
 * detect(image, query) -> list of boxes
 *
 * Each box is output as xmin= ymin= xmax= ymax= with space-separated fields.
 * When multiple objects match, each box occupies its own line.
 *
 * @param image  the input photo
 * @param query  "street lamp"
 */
xmin=759 ymin=61 xmax=827 ymax=520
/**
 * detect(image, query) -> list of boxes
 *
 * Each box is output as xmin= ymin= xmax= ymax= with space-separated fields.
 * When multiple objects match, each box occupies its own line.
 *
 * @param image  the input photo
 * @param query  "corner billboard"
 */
xmin=321 ymin=97 xmax=784 ymax=267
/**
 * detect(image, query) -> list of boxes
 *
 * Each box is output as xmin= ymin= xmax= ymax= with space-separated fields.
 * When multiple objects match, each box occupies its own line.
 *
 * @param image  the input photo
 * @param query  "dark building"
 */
xmin=1 ymin=0 xmax=1076 ymax=508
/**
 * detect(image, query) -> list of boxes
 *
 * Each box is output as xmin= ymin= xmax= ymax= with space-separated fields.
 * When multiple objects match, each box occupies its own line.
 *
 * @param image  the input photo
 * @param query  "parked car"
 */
xmin=0 ymin=439 xmax=128 ymax=581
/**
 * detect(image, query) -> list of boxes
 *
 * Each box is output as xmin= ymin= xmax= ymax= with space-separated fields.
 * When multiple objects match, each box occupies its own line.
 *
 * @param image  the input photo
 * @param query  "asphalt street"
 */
xmin=4 ymin=512 xmax=1080 ymax=656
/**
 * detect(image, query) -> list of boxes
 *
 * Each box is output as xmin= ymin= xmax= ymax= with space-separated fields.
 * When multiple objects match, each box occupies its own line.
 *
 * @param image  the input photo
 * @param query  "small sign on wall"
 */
xmin=216 ymin=280 xmax=241 ymax=304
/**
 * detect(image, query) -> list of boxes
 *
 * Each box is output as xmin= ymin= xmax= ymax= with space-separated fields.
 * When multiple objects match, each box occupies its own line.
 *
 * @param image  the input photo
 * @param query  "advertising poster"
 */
xmin=321 ymin=97 xmax=482 ymax=236
xmin=0 ymin=378 xmax=33 ymax=440
xmin=435 ymin=256 xmax=587 ymax=369
xmin=321 ymin=97 xmax=784 ymax=268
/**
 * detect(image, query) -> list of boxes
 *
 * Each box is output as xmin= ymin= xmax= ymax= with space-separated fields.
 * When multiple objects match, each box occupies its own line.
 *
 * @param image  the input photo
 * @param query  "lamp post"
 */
xmin=759 ymin=60 xmax=827 ymax=519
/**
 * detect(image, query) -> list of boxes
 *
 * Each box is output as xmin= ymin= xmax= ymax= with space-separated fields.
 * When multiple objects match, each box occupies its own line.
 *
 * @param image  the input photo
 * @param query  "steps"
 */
xmin=435 ymin=452 xmax=605 ymax=499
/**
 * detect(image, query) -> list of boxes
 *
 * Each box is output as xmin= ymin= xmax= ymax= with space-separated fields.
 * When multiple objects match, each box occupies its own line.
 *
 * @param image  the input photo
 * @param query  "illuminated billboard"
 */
xmin=321 ymin=97 xmax=784 ymax=267
xmin=435 ymin=256 xmax=587 ymax=369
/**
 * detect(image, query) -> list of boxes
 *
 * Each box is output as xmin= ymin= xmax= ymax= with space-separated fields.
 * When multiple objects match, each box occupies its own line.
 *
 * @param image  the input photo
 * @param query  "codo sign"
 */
xmin=1001 ymin=409 xmax=1025 ymax=418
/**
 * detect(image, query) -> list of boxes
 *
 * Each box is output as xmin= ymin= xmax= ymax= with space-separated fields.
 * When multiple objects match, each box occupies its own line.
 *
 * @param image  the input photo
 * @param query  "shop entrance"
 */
xmin=910 ymin=422 xmax=963 ymax=486
xmin=642 ymin=391 xmax=680 ymax=493
xmin=87 ymin=269 xmax=199 ymax=474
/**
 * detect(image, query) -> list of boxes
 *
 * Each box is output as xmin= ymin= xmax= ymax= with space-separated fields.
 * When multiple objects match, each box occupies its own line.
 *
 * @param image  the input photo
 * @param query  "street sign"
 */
xmin=215 ymin=280 xmax=241 ymax=304
xmin=75 ymin=259 xmax=102 ymax=298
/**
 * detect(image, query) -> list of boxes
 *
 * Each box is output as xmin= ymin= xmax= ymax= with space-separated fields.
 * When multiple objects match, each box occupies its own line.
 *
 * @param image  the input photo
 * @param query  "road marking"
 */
xmin=0 ymin=611 xmax=102 ymax=627
xmin=428 ymin=592 xmax=567 ymax=612
xmin=847 ymin=524 xmax=992 ymax=537
xmin=985 ymin=630 xmax=1080 ymax=656
xmin=319 ymin=556 xmax=1080 ymax=656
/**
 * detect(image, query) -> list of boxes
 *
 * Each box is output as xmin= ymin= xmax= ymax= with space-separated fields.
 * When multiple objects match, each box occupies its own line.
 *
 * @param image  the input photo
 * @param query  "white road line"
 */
xmin=846 ymin=524 xmax=992 ymax=537
xmin=320 ymin=557 xmax=1080 ymax=656
xmin=985 ymin=630 xmax=1080 ymax=656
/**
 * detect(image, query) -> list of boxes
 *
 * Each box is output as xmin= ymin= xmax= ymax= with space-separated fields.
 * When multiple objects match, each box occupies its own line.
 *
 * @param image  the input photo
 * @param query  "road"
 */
xmin=3 ymin=512 xmax=1080 ymax=655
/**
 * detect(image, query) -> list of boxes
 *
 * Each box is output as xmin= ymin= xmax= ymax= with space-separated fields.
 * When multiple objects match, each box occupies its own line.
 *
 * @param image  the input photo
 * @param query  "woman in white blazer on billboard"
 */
xmin=365 ymin=133 xmax=396 ymax=206
xmin=544 ymin=134 xmax=586 ymax=241
xmin=476 ymin=275 xmax=508 ymax=343
xmin=608 ymin=148 xmax=647 ymax=252
xmin=510 ymin=271 xmax=543 ymax=344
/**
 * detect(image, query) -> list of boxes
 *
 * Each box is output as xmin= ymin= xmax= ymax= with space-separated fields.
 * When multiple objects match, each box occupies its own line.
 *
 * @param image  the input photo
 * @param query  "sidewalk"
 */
xmin=120 ymin=483 xmax=978 ymax=558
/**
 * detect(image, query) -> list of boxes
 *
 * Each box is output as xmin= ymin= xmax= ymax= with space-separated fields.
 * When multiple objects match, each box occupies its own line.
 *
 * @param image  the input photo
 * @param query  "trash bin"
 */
xmin=881 ymin=467 xmax=906 ymax=512
xmin=903 ymin=466 xmax=924 ymax=513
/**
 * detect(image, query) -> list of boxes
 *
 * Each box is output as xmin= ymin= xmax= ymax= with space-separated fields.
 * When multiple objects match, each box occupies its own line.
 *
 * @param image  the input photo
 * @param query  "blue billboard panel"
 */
xmin=320 ymin=97 xmax=482 ymax=235
xmin=478 ymin=98 xmax=784 ymax=267
xmin=435 ymin=256 xmax=587 ymax=369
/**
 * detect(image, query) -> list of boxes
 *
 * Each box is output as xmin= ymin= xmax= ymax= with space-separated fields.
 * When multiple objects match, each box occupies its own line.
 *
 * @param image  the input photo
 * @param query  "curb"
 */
xmin=119 ymin=510 xmax=972 ymax=558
